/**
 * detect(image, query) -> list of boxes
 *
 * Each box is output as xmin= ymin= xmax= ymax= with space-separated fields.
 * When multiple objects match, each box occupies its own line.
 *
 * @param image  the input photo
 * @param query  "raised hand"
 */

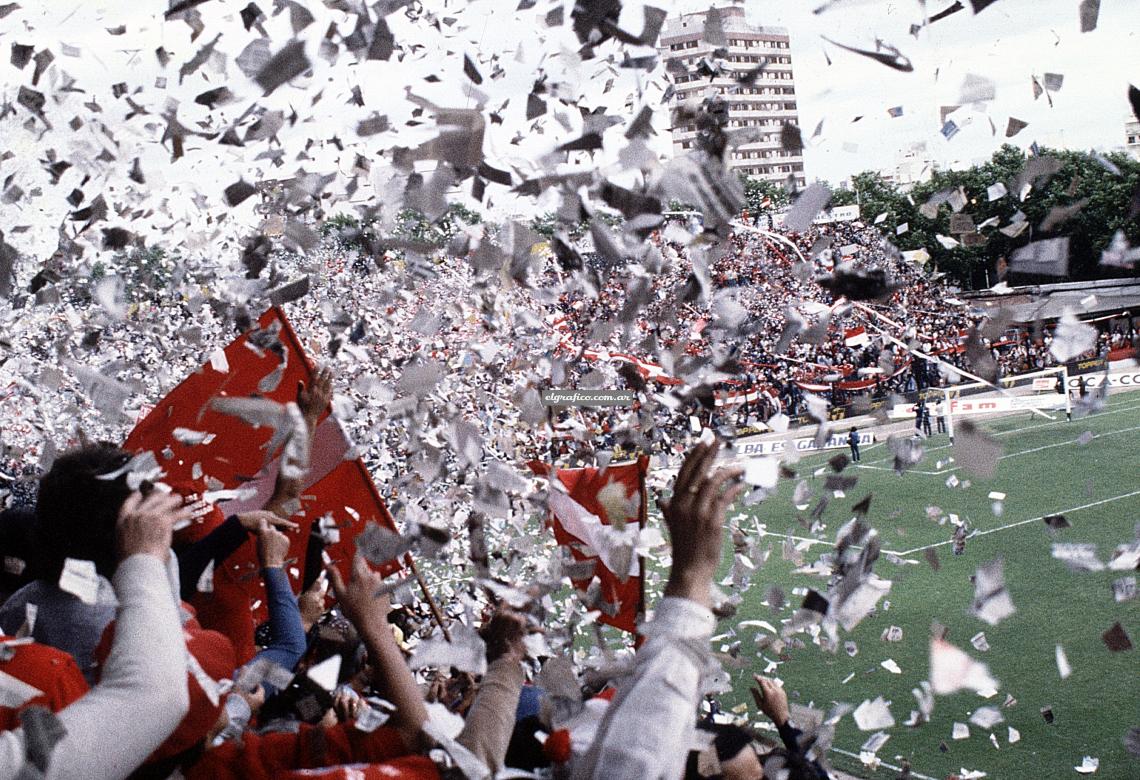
xmin=659 ymin=439 xmax=745 ymax=608
xmin=299 ymin=570 xmax=330 ymax=631
xmin=237 ymin=509 xmax=300 ymax=533
xmin=116 ymin=489 xmax=194 ymax=562
xmin=750 ymin=674 xmax=790 ymax=728
xmin=256 ymin=517 xmax=293 ymax=570
xmin=479 ymin=610 xmax=529 ymax=664
xmin=326 ymin=554 xmax=390 ymax=631
xmin=297 ymin=367 xmax=334 ymax=426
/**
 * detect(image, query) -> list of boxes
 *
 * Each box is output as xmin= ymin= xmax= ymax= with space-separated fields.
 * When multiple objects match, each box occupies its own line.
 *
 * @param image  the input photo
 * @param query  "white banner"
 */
xmin=715 ymin=389 xmax=771 ymax=407
xmin=736 ymin=431 xmax=875 ymax=457
xmin=812 ymin=204 xmax=861 ymax=224
xmin=888 ymin=395 xmax=1066 ymax=419
xmin=771 ymin=204 xmax=860 ymax=228
xmin=1066 ymin=371 xmax=1140 ymax=391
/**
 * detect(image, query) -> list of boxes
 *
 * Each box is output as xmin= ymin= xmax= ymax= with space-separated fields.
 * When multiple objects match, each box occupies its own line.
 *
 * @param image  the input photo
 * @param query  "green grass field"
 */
xmin=711 ymin=391 xmax=1140 ymax=779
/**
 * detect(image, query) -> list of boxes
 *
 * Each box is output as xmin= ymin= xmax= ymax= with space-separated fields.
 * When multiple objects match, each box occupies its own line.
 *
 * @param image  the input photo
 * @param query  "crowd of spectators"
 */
xmin=551 ymin=218 xmax=1137 ymax=427
xmin=0 ymin=213 xmax=1136 ymax=778
xmin=0 ymin=419 xmax=830 ymax=779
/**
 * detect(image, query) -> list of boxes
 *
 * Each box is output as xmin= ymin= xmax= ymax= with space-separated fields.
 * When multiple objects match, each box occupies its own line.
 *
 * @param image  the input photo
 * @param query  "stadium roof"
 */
xmin=963 ymin=277 xmax=1140 ymax=323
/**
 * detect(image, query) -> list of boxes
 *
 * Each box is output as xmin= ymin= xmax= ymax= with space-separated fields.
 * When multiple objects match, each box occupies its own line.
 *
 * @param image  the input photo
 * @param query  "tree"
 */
xmin=120 ymin=246 xmax=173 ymax=302
xmin=850 ymin=144 xmax=1140 ymax=288
xmin=664 ymin=199 xmax=697 ymax=214
xmin=828 ymin=187 xmax=858 ymax=208
xmin=740 ymin=175 xmax=790 ymax=214
xmin=528 ymin=212 xmax=557 ymax=239
xmin=526 ymin=212 xmax=597 ymax=242
xmin=847 ymin=171 xmax=912 ymax=234
xmin=393 ymin=203 xmax=484 ymax=247
xmin=904 ymin=144 xmax=1030 ymax=287
xmin=319 ymin=213 xmax=378 ymax=251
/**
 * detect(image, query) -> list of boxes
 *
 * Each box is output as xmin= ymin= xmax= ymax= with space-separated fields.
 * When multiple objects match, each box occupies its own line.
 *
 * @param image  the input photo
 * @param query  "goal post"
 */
xmin=943 ymin=365 xmax=1071 ymax=442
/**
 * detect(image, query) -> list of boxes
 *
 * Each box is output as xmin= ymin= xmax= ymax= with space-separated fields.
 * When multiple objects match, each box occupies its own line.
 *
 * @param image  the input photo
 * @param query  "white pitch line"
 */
xmin=853 ymin=463 xmax=946 ymax=475
xmin=987 ymin=423 xmax=1140 ymax=463
xmin=828 ymin=746 xmax=940 ymax=780
xmin=753 ymin=529 xmax=905 ymax=558
xmin=894 ymin=488 xmax=1140 ymax=557
xmin=856 ymin=422 xmax=1140 ymax=477
xmin=757 ymin=530 xmax=836 ymax=547
xmin=857 ymin=397 xmax=1140 ymax=468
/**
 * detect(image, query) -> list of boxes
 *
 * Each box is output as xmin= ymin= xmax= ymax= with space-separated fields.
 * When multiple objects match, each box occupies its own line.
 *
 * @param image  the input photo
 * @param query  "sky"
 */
xmin=2 ymin=0 xmax=1140 ymax=260
xmin=671 ymin=0 xmax=1140 ymax=184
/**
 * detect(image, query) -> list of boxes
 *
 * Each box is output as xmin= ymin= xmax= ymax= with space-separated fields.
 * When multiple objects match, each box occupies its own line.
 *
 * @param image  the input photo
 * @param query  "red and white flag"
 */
xmin=125 ymin=308 xmax=398 ymax=655
xmin=528 ymin=457 xmax=649 ymax=634
xmin=844 ymin=326 xmax=870 ymax=348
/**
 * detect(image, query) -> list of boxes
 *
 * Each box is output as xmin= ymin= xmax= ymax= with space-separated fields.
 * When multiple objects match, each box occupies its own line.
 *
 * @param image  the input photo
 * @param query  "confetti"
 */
xmin=0 ymin=5 xmax=1133 ymax=776
xmin=852 ymin=696 xmax=895 ymax=730
xmin=930 ymin=638 xmax=1000 ymax=695
xmin=971 ymin=558 xmax=1016 ymax=626
xmin=1102 ymin=622 xmax=1132 ymax=652
xmin=58 ymin=558 xmax=100 ymax=606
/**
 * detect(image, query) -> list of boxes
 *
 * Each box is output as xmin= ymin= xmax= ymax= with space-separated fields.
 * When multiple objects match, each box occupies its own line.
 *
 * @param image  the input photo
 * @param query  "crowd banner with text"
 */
xmin=736 ymin=431 xmax=875 ymax=458
xmin=889 ymin=394 xmax=1066 ymax=420
xmin=1067 ymin=370 xmax=1140 ymax=391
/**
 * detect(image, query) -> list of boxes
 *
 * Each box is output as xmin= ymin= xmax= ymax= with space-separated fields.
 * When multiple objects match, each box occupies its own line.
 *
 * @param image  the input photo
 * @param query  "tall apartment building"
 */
xmin=882 ymin=142 xmax=936 ymax=191
xmin=658 ymin=7 xmax=805 ymax=188
xmin=1127 ymin=118 xmax=1140 ymax=162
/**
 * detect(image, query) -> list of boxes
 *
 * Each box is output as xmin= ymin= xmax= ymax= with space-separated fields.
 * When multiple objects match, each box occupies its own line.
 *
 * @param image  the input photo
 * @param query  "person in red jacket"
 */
xmin=123 ymin=553 xmax=433 ymax=780
xmin=0 ymin=636 xmax=89 ymax=730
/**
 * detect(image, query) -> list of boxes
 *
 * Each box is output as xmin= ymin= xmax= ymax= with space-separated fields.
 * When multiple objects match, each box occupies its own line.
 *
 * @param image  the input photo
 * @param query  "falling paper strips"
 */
xmin=0 ymin=1 xmax=1137 ymax=778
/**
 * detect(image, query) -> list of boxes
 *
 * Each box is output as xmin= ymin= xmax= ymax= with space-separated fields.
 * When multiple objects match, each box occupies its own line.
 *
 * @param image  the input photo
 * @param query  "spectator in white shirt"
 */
xmin=0 ymin=488 xmax=193 ymax=779
xmin=574 ymin=439 xmax=744 ymax=780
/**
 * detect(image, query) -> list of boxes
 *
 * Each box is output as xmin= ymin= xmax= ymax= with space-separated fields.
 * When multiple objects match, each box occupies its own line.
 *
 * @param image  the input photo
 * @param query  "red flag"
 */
xmin=125 ymin=308 xmax=397 ymax=657
xmin=843 ymin=326 xmax=870 ymax=348
xmin=127 ymin=307 xmax=315 ymax=510
xmin=528 ymin=457 xmax=649 ymax=634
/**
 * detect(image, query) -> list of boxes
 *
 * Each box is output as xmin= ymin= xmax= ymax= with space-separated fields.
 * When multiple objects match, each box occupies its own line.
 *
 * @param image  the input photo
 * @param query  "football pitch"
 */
xmin=712 ymin=390 xmax=1140 ymax=779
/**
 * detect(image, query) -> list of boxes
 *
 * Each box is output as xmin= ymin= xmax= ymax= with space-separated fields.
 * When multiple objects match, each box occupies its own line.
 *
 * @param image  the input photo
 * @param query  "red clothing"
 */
xmin=280 ymin=758 xmax=440 ymax=779
xmin=0 ymin=636 xmax=89 ymax=730
xmin=187 ymin=723 xmax=438 ymax=780
xmin=187 ymin=579 xmax=259 ymax=665
xmin=94 ymin=610 xmax=239 ymax=762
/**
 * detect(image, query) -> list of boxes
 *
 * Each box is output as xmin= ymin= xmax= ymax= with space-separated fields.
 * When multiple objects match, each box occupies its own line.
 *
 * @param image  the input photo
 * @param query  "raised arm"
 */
xmin=456 ymin=611 xmax=529 ymax=772
xmin=327 ymin=555 xmax=428 ymax=751
xmin=752 ymin=675 xmax=831 ymax=779
xmin=0 ymin=490 xmax=194 ymax=780
xmin=263 ymin=368 xmax=332 ymax=518
xmin=249 ymin=518 xmax=308 ymax=686
xmin=176 ymin=510 xmax=298 ymax=600
xmin=575 ymin=440 xmax=744 ymax=780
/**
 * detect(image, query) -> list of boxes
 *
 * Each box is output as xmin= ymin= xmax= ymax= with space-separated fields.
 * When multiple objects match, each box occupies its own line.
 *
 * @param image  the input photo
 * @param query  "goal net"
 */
xmin=941 ymin=365 xmax=1072 ymax=438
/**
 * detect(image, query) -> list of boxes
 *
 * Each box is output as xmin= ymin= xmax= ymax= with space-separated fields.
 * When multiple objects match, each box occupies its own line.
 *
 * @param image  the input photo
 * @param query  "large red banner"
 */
xmin=125 ymin=307 xmax=397 ymax=647
xmin=529 ymin=457 xmax=649 ymax=634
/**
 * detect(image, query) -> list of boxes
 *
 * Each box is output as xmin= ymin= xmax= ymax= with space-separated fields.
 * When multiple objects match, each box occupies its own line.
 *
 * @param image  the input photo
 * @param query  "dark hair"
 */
xmin=0 ymin=505 xmax=37 ymax=598
xmin=684 ymin=723 xmax=755 ymax=779
xmin=761 ymin=747 xmax=831 ymax=780
xmin=709 ymin=723 xmax=753 ymax=762
xmin=306 ymin=612 xmax=363 ymax=685
xmin=32 ymin=444 xmax=133 ymax=581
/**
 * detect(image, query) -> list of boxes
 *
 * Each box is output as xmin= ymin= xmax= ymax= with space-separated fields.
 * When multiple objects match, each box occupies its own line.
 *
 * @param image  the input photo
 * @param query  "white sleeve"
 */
xmin=573 ymin=597 xmax=715 ymax=780
xmin=0 ymin=555 xmax=191 ymax=780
